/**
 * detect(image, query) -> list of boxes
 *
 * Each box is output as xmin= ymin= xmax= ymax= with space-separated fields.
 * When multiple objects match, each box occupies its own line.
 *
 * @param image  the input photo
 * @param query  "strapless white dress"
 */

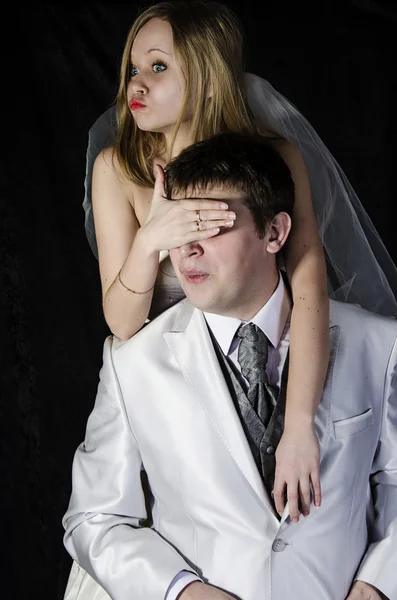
xmin=148 ymin=252 xmax=185 ymax=321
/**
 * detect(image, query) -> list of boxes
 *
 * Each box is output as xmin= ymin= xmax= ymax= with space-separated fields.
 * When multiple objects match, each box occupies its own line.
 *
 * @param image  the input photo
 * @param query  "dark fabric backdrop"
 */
xmin=1 ymin=1 xmax=396 ymax=598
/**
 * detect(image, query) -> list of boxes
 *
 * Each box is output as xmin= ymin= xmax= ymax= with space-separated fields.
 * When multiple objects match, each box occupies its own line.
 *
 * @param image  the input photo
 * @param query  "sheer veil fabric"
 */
xmin=82 ymin=73 xmax=397 ymax=316
xmin=245 ymin=74 xmax=397 ymax=316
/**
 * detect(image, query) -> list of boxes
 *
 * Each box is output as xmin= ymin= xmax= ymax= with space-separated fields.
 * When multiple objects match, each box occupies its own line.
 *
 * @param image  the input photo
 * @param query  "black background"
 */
xmin=2 ymin=1 xmax=396 ymax=598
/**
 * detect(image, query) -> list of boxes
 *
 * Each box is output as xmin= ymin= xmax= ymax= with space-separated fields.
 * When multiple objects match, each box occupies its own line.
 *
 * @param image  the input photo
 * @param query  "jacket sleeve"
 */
xmin=354 ymin=334 xmax=397 ymax=600
xmin=63 ymin=336 xmax=198 ymax=600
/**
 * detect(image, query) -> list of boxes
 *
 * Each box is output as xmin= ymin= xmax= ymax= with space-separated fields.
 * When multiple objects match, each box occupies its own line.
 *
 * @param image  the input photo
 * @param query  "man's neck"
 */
xmin=209 ymin=273 xmax=281 ymax=322
xmin=204 ymin=272 xmax=291 ymax=356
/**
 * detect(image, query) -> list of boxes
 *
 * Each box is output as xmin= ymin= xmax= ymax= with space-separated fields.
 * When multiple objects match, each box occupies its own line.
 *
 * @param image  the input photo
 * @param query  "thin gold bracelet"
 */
xmin=117 ymin=271 xmax=155 ymax=295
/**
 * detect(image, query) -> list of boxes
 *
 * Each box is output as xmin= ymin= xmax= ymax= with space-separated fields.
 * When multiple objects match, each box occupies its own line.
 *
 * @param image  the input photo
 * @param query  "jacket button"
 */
xmin=272 ymin=538 xmax=287 ymax=552
xmin=266 ymin=445 xmax=275 ymax=455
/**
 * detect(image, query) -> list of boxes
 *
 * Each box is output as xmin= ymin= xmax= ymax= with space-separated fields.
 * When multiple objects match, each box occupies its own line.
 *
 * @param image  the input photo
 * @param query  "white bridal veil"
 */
xmin=82 ymin=73 xmax=397 ymax=316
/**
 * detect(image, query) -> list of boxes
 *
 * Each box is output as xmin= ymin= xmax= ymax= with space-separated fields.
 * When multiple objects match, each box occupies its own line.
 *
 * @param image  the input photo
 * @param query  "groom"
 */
xmin=63 ymin=133 xmax=396 ymax=600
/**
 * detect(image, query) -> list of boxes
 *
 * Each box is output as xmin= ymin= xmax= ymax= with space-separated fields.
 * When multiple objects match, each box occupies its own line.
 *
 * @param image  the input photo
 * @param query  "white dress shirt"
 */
xmin=165 ymin=273 xmax=291 ymax=600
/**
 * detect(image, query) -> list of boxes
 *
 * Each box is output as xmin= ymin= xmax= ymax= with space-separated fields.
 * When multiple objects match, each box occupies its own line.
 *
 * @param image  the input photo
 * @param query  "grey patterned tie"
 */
xmin=237 ymin=323 xmax=278 ymax=429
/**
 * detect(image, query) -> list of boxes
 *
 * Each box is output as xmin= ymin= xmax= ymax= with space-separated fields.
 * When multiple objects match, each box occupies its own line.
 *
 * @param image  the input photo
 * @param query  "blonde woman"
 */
xmin=64 ymin=2 xmax=397 ymax=598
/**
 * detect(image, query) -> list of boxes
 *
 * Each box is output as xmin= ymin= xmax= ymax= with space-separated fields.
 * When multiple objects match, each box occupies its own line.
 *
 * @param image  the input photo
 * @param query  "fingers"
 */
xmin=180 ymin=199 xmax=230 ymax=211
xmin=272 ymin=426 xmax=321 ymax=523
xmin=286 ymin=485 xmax=300 ymax=523
xmin=196 ymin=209 xmax=236 ymax=222
xmin=310 ymin=469 xmax=322 ymax=508
xmin=273 ymin=480 xmax=287 ymax=517
xmin=278 ymin=474 xmax=320 ymax=523
xmin=182 ymin=227 xmax=221 ymax=245
xmin=153 ymin=164 xmax=166 ymax=199
xmin=188 ymin=206 xmax=236 ymax=234
xmin=274 ymin=475 xmax=315 ymax=522
xmin=298 ymin=478 xmax=312 ymax=517
xmin=196 ymin=219 xmax=234 ymax=232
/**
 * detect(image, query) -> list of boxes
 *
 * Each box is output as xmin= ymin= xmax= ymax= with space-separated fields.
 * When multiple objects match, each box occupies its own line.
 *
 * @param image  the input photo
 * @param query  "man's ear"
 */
xmin=265 ymin=212 xmax=292 ymax=254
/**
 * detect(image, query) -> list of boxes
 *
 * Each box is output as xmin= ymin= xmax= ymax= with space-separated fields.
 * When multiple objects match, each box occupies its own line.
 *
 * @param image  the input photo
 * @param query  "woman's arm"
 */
xmin=93 ymin=151 xmax=233 ymax=340
xmin=273 ymin=140 xmax=330 ymax=521
xmin=278 ymin=141 xmax=330 ymax=423
xmin=92 ymin=148 xmax=159 ymax=340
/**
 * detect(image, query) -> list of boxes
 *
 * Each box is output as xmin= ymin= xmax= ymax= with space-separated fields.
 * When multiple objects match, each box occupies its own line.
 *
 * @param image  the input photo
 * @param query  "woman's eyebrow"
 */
xmin=146 ymin=47 xmax=170 ymax=56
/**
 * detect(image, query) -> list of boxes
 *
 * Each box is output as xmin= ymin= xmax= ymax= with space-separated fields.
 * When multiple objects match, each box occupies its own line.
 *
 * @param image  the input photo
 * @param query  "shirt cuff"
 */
xmin=165 ymin=570 xmax=202 ymax=600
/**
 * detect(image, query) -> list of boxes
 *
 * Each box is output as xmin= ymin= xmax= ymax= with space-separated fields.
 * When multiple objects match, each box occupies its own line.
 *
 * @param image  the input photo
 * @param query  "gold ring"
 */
xmin=196 ymin=210 xmax=201 ymax=222
xmin=196 ymin=221 xmax=200 ymax=231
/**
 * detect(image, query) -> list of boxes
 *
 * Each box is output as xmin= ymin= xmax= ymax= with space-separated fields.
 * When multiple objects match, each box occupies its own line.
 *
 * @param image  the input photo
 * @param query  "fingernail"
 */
xmin=303 ymin=511 xmax=310 ymax=517
xmin=220 ymin=203 xmax=228 ymax=209
xmin=292 ymin=517 xmax=299 ymax=523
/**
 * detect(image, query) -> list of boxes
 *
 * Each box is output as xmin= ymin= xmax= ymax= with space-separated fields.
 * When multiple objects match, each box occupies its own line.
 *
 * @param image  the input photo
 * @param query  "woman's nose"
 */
xmin=130 ymin=74 xmax=149 ymax=95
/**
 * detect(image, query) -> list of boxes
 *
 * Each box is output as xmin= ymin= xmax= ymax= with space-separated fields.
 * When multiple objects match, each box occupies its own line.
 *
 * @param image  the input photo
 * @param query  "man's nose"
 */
xmin=180 ymin=241 xmax=204 ymax=258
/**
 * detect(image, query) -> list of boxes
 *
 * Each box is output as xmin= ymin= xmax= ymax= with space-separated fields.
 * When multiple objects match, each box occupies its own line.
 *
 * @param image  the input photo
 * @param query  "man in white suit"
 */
xmin=63 ymin=133 xmax=396 ymax=600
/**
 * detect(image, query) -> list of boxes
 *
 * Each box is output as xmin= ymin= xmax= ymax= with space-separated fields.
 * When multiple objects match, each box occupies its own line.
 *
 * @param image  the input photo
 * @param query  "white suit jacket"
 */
xmin=63 ymin=299 xmax=397 ymax=600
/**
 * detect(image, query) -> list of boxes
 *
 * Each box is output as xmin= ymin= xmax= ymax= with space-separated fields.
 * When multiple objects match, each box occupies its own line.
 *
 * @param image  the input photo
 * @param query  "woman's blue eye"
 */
xmin=129 ymin=61 xmax=167 ymax=78
xmin=153 ymin=62 xmax=167 ymax=73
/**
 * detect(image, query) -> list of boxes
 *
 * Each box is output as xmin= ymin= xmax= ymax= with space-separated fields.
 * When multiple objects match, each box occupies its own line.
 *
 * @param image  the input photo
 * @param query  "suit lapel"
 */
xmin=164 ymin=301 xmax=341 ymax=521
xmin=164 ymin=302 xmax=270 ymax=509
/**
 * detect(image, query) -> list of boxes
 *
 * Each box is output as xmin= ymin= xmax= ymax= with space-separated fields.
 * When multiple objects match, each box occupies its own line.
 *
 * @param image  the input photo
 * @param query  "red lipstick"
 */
xmin=129 ymin=99 xmax=146 ymax=110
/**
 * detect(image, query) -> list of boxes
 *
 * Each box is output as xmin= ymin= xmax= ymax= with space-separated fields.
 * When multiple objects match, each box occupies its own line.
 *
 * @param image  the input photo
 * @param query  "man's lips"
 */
xmin=181 ymin=269 xmax=210 ymax=284
xmin=129 ymin=99 xmax=146 ymax=110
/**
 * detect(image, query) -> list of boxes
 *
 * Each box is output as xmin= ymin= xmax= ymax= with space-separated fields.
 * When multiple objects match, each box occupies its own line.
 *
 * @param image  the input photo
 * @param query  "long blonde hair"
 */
xmin=114 ymin=1 xmax=273 ymax=187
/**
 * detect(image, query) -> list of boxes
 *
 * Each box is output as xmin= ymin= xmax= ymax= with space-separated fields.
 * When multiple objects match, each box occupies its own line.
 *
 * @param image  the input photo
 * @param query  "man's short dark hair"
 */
xmin=165 ymin=132 xmax=295 ymax=238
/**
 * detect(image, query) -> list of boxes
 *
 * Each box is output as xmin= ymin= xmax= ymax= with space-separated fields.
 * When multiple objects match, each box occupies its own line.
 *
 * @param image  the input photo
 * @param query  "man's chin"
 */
xmin=183 ymin=291 xmax=214 ymax=313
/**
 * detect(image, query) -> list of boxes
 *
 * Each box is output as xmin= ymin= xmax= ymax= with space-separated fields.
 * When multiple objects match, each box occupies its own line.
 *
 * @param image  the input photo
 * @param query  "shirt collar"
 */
xmin=204 ymin=272 xmax=291 ymax=355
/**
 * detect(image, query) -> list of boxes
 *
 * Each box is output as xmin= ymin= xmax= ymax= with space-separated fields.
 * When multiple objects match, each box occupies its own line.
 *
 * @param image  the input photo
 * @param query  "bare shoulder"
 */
xmin=266 ymin=137 xmax=303 ymax=166
xmin=94 ymin=147 xmax=126 ymax=181
xmin=93 ymin=147 xmax=136 ymax=208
